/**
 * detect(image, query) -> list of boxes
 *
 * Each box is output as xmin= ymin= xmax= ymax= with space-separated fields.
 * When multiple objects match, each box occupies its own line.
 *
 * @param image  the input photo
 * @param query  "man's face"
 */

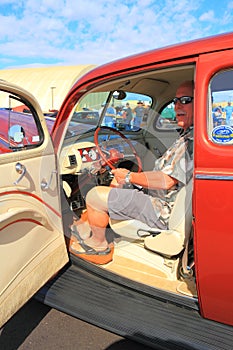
xmin=174 ymin=83 xmax=193 ymax=130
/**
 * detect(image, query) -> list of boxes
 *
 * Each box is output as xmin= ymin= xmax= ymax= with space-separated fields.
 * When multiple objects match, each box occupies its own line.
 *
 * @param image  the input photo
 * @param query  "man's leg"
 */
xmin=71 ymin=186 xmax=111 ymax=250
xmin=69 ymin=186 xmax=115 ymax=264
xmin=85 ymin=186 xmax=111 ymax=250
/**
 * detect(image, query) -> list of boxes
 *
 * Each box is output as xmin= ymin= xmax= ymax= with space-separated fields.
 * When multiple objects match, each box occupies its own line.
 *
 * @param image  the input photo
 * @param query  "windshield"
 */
xmin=65 ymin=90 xmax=152 ymax=139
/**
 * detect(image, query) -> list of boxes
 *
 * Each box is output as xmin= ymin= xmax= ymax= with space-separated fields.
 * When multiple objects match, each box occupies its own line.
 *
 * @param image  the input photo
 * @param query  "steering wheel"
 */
xmin=94 ymin=126 xmax=142 ymax=172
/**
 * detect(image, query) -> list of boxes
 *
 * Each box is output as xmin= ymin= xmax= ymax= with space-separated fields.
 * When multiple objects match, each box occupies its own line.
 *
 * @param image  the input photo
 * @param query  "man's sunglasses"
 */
xmin=173 ymin=96 xmax=193 ymax=105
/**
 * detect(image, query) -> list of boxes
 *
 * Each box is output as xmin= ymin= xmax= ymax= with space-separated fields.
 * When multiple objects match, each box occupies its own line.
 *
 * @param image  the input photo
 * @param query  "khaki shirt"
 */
xmin=149 ymin=128 xmax=193 ymax=227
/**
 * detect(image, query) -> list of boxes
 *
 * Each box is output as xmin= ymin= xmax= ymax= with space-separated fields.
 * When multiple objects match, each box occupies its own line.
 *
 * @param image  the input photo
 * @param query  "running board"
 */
xmin=35 ymin=257 xmax=233 ymax=350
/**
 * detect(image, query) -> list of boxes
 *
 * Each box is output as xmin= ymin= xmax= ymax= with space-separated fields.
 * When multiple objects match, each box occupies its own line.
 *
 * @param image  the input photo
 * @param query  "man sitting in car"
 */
xmin=69 ymin=81 xmax=194 ymax=265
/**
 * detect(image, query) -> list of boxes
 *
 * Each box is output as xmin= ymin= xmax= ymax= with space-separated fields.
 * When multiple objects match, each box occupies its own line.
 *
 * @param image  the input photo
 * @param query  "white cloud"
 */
xmin=199 ymin=10 xmax=215 ymax=22
xmin=0 ymin=0 xmax=232 ymax=69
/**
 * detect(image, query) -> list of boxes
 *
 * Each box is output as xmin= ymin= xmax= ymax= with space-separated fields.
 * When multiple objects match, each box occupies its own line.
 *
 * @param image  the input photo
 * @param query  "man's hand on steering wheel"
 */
xmin=111 ymin=168 xmax=131 ymax=185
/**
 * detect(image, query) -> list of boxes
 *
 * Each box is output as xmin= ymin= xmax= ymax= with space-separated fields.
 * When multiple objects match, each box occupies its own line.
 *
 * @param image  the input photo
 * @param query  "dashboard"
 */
xmin=60 ymin=141 xmax=100 ymax=175
xmin=60 ymin=138 xmax=139 ymax=175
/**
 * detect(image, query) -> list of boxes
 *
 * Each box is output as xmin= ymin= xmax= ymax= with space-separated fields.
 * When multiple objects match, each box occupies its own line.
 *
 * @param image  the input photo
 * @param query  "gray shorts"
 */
xmin=108 ymin=188 xmax=166 ymax=229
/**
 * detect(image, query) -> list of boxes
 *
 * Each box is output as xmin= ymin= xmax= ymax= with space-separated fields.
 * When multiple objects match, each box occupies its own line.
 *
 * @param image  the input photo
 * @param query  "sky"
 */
xmin=0 ymin=0 xmax=233 ymax=70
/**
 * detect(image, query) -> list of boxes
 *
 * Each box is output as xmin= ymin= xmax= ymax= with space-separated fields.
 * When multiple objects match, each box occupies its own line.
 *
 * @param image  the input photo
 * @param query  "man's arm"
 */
xmin=111 ymin=168 xmax=177 ymax=190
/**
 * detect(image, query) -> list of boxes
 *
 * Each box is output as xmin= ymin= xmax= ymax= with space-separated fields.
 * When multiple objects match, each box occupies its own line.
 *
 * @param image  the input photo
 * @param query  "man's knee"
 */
xmin=86 ymin=187 xmax=99 ymax=206
xmin=86 ymin=186 xmax=110 ymax=211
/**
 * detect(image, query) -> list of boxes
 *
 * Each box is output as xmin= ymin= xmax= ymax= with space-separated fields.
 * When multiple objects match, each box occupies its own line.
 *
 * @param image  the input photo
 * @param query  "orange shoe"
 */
xmin=69 ymin=238 xmax=114 ymax=265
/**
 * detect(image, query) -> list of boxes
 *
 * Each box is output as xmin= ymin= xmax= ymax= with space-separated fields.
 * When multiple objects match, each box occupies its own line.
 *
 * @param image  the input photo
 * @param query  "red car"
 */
xmin=1 ymin=32 xmax=233 ymax=349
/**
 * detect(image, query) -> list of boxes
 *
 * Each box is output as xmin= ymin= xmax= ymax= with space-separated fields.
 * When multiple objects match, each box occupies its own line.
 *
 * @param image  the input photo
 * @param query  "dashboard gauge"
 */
xmin=88 ymin=148 xmax=97 ymax=161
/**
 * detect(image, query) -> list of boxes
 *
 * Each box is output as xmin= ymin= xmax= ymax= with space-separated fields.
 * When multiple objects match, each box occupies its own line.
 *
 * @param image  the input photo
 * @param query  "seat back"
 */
xmin=168 ymin=179 xmax=193 ymax=234
xmin=144 ymin=179 xmax=193 ymax=257
xmin=110 ymin=180 xmax=193 ymax=257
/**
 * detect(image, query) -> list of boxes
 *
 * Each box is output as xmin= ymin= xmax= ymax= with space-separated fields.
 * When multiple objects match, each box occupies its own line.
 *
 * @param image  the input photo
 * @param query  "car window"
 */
xmin=0 ymin=91 xmax=43 ymax=153
xmin=209 ymin=69 xmax=233 ymax=145
xmin=154 ymin=101 xmax=179 ymax=130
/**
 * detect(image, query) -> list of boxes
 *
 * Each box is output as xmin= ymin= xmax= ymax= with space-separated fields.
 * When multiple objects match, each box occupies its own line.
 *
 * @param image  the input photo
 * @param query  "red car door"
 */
xmin=194 ymin=49 xmax=233 ymax=326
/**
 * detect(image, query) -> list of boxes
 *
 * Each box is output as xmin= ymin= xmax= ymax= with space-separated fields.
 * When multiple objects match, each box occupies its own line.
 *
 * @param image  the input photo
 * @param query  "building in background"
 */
xmin=0 ymin=65 xmax=96 ymax=113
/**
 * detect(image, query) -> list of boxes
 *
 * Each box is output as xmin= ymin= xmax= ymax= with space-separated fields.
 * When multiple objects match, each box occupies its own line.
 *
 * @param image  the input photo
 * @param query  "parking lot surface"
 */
xmin=0 ymin=299 xmax=153 ymax=350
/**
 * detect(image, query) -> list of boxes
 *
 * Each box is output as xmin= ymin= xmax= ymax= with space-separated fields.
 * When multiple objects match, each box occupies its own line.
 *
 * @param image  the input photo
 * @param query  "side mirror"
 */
xmin=9 ymin=124 xmax=25 ymax=143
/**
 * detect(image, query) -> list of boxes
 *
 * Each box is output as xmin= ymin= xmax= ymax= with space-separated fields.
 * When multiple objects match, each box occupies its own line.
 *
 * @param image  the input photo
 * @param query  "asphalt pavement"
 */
xmin=0 ymin=299 xmax=153 ymax=350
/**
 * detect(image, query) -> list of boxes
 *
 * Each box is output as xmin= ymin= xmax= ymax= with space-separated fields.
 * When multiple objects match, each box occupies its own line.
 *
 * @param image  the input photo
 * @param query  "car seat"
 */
xmin=109 ymin=179 xmax=193 ymax=258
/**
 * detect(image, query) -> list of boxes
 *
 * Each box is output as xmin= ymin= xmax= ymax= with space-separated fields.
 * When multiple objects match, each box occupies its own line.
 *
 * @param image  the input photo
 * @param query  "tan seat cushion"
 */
xmin=110 ymin=180 xmax=193 ymax=257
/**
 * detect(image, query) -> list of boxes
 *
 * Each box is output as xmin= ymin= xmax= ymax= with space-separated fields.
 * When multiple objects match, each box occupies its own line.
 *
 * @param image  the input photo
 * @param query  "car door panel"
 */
xmin=0 ymin=84 xmax=68 ymax=328
xmin=0 ymin=154 xmax=68 ymax=328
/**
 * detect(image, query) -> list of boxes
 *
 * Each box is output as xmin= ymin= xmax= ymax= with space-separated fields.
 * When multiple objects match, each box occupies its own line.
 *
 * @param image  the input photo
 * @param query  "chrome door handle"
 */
xmin=14 ymin=162 xmax=27 ymax=185
xmin=41 ymin=170 xmax=57 ymax=191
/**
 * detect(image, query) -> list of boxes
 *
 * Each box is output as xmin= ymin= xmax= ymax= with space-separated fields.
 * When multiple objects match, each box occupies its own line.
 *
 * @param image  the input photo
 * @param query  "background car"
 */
xmin=72 ymin=110 xmax=99 ymax=124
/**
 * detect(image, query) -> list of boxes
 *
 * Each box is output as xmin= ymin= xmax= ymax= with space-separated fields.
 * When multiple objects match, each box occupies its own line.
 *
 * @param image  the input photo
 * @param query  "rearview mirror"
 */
xmin=113 ymin=90 xmax=127 ymax=100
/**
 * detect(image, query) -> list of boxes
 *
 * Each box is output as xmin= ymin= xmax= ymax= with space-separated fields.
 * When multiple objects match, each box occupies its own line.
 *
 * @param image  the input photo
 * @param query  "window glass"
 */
xmin=209 ymin=70 xmax=233 ymax=144
xmin=65 ymin=91 xmax=152 ymax=139
xmin=0 ymin=91 xmax=43 ymax=153
xmin=155 ymin=101 xmax=179 ymax=130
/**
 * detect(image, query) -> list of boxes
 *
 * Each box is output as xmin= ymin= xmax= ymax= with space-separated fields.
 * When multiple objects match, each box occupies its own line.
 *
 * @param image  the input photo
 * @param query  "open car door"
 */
xmin=0 ymin=81 xmax=69 ymax=328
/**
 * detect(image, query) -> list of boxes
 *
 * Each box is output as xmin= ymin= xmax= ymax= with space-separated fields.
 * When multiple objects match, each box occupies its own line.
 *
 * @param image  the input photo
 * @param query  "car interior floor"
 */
xmin=101 ymin=234 xmax=197 ymax=299
xmin=71 ymin=213 xmax=197 ymax=299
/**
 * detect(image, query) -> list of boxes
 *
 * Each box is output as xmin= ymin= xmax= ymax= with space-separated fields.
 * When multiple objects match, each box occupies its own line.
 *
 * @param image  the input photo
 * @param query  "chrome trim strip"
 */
xmin=195 ymin=174 xmax=233 ymax=181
